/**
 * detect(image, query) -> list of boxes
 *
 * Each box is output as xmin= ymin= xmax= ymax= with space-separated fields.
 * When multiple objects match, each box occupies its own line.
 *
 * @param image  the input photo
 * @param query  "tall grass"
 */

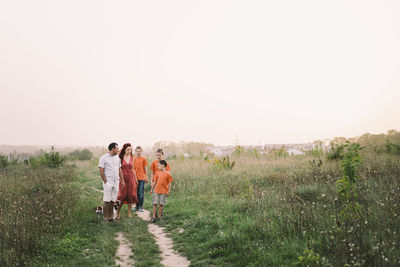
xmin=0 ymin=165 xmax=78 ymax=266
xmin=158 ymin=150 xmax=400 ymax=266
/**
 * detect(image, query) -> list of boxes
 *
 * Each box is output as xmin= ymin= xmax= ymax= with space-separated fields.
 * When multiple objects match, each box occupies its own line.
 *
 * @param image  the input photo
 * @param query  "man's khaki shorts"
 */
xmin=152 ymin=193 xmax=167 ymax=205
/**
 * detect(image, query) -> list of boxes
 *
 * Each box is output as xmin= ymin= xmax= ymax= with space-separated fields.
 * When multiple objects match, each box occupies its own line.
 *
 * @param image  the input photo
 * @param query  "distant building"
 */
xmin=287 ymin=148 xmax=305 ymax=155
xmin=208 ymin=148 xmax=222 ymax=157
xmin=205 ymin=147 xmax=234 ymax=157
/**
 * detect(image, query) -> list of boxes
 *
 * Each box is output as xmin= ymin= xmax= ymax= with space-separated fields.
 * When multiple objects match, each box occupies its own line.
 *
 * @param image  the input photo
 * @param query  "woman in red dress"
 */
xmin=116 ymin=143 xmax=138 ymax=220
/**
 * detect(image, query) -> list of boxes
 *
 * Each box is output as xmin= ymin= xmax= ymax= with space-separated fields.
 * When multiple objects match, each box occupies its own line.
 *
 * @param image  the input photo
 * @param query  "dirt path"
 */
xmin=90 ymin=186 xmax=104 ymax=193
xmin=136 ymin=209 xmax=190 ymax=267
xmin=115 ymin=232 xmax=135 ymax=267
xmin=88 ymin=186 xmax=134 ymax=266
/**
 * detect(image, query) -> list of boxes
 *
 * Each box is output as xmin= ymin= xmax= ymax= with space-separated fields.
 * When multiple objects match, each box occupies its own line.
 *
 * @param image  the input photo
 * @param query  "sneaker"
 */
xmin=158 ymin=217 xmax=163 ymax=221
xmin=133 ymin=206 xmax=138 ymax=211
xmin=139 ymin=207 xmax=144 ymax=212
xmin=150 ymin=218 xmax=156 ymax=223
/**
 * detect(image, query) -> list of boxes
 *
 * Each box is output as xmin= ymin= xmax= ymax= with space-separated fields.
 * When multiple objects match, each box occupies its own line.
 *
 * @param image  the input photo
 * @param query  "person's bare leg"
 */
xmin=152 ymin=204 xmax=157 ymax=218
xmin=103 ymin=202 xmax=109 ymax=222
xmin=109 ymin=201 xmax=114 ymax=221
xmin=127 ymin=203 xmax=132 ymax=218
xmin=116 ymin=203 xmax=122 ymax=221
xmin=158 ymin=205 xmax=163 ymax=219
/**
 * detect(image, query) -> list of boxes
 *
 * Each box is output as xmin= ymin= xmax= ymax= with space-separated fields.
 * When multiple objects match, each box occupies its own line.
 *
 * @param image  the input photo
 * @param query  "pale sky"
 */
xmin=1 ymin=0 xmax=399 ymax=147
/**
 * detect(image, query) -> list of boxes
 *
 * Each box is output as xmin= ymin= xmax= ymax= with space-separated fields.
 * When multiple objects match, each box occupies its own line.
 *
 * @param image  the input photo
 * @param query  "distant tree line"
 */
xmin=67 ymin=148 xmax=93 ymax=160
xmin=0 ymin=147 xmax=93 ymax=169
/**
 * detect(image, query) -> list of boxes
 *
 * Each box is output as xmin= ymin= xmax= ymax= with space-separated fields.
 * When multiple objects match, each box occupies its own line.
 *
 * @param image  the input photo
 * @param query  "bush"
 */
xmin=326 ymin=143 xmax=345 ymax=161
xmin=385 ymin=139 xmax=400 ymax=155
xmin=68 ymin=149 xmax=93 ymax=161
xmin=0 ymin=154 xmax=8 ymax=168
xmin=0 ymin=154 xmax=21 ymax=168
xmin=212 ymin=156 xmax=235 ymax=170
xmin=37 ymin=147 xmax=66 ymax=168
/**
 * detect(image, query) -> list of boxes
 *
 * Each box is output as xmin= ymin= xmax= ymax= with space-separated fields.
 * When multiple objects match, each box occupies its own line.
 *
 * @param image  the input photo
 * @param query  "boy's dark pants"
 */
xmin=137 ymin=180 xmax=145 ymax=208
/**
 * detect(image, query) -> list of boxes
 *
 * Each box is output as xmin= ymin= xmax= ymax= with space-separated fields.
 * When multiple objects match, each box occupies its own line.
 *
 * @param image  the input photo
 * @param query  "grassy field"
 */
xmin=0 ymin=159 xmax=162 ymax=267
xmin=1 ymin=134 xmax=400 ymax=266
xmin=157 ymin=149 xmax=400 ymax=266
xmin=35 ymin=160 xmax=162 ymax=267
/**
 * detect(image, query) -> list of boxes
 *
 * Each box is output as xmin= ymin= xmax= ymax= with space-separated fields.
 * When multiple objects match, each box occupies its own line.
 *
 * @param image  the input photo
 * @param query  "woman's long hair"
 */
xmin=119 ymin=143 xmax=133 ymax=161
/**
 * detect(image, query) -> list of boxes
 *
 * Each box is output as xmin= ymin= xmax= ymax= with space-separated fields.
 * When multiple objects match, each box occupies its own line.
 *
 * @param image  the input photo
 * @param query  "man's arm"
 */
xmin=99 ymin=168 xmax=107 ymax=184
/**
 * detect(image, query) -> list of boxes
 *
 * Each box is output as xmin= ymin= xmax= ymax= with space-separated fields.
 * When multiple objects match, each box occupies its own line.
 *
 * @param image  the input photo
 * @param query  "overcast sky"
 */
xmin=1 ymin=0 xmax=399 ymax=147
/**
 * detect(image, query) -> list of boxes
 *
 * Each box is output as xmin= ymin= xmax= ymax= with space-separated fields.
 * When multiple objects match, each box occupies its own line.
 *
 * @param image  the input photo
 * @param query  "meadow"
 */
xmin=159 ymin=151 xmax=400 ymax=266
xmin=0 ymin=151 xmax=161 ymax=267
xmin=1 ymin=131 xmax=399 ymax=266
xmin=155 ymin=133 xmax=400 ymax=266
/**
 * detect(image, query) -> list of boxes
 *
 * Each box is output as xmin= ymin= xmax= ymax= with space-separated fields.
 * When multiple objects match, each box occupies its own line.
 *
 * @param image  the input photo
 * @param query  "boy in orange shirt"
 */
xmin=150 ymin=148 xmax=170 ymax=188
xmin=149 ymin=160 xmax=173 ymax=223
xmin=133 ymin=146 xmax=148 ymax=212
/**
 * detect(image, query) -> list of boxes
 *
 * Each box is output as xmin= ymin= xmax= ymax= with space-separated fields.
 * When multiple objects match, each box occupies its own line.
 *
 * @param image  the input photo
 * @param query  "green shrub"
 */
xmin=68 ymin=149 xmax=93 ymax=161
xmin=307 ymin=147 xmax=324 ymax=157
xmin=385 ymin=139 xmax=400 ymax=155
xmin=0 ymin=154 xmax=21 ymax=168
xmin=0 ymin=154 xmax=8 ymax=168
xmin=336 ymin=142 xmax=364 ymax=221
xmin=213 ymin=156 xmax=235 ymax=170
xmin=37 ymin=147 xmax=66 ymax=168
xmin=326 ymin=143 xmax=345 ymax=161
xmin=297 ymin=247 xmax=320 ymax=266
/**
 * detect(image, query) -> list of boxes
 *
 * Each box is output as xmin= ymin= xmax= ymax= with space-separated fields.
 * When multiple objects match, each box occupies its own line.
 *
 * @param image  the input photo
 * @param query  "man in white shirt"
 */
xmin=98 ymin=142 xmax=125 ymax=222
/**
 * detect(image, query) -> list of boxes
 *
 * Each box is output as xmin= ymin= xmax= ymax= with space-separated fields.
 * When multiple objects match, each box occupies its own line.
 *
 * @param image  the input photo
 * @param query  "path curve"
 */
xmin=136 ymin=209 xmax=190 ymax=267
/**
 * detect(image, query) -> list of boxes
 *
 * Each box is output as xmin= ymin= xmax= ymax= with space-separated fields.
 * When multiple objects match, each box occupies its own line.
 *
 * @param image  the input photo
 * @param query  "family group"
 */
xmin=98 ymin=142 xmax=172 ymax=223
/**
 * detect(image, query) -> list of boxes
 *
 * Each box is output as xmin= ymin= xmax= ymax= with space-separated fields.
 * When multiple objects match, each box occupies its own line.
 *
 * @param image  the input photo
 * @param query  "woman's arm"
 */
xmin=132 ymin=165 xmax=138 ymax=183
